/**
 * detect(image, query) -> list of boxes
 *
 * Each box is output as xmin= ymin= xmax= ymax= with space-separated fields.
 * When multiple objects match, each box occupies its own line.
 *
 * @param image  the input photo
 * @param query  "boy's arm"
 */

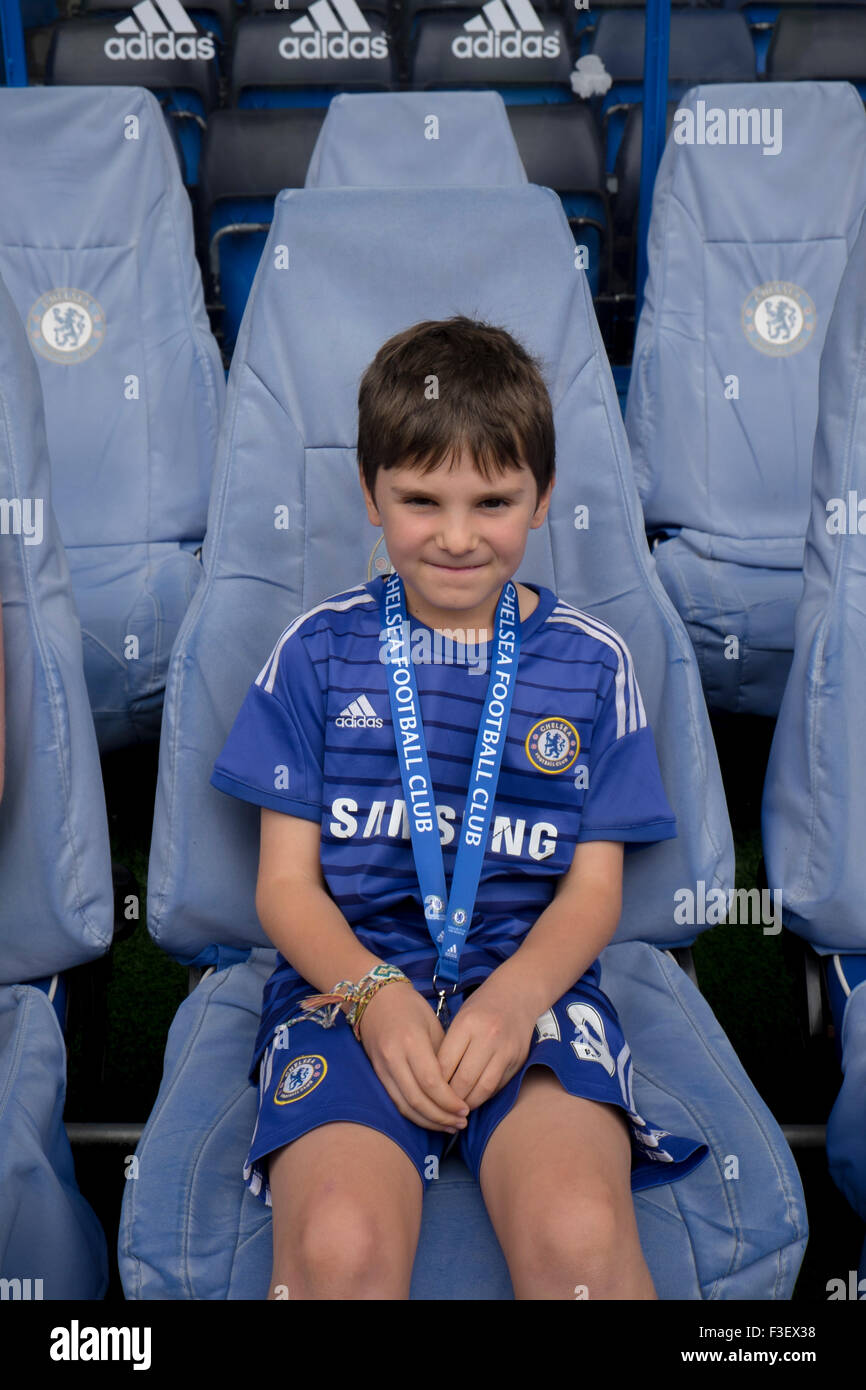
xmin=256 ymin=806 xmax=470 ymax=1131
xmin=434 ymin=840 xmax=624 ymax=1106
xmin=255 ymin=808 xmax=385 ymax=990
xmin=437 ymin=645 xmax=674 ymax=1104
xmin=483 ymin=840 xmax=624 ymax=1021
xmin=490 ymin=647 xmax=674 ymax=1019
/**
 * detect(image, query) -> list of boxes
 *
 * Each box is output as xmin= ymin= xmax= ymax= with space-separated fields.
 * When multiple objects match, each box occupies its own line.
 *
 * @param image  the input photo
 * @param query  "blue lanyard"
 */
xmin=380 ymin=572 xmax=521 ymax=1013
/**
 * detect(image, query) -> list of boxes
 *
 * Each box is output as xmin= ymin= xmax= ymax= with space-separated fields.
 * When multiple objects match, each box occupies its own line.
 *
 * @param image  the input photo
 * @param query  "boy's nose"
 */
xmin=437 ymin=518 xmax=477 ymax=555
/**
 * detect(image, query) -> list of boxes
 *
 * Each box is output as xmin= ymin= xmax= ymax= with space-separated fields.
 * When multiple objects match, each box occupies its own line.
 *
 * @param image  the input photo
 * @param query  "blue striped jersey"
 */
xmin=210 ymin=575 xmax=677 ymax=1082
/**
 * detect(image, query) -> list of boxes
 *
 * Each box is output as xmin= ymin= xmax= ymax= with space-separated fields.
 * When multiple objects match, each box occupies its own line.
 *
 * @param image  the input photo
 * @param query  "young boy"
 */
xmin=210 ymin=315 xmax=709 ymax=1301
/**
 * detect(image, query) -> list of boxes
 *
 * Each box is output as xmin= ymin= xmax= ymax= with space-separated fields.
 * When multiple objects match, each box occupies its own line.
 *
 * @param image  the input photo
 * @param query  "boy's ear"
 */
xmin=358 ymin=464 xmax=382 ymax=525
xmin=530 ymin=473 xmax=555 ymax=528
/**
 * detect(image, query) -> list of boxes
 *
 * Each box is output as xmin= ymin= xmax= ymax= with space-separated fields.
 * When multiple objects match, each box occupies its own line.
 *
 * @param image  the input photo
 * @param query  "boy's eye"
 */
xmin=403 ymin=497 xmax=510 ymax=508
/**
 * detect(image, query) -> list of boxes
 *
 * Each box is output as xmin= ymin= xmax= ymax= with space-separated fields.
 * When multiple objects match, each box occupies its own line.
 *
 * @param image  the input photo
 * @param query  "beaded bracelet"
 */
xmin=298 ymin=963 xmax=412 ymax=1041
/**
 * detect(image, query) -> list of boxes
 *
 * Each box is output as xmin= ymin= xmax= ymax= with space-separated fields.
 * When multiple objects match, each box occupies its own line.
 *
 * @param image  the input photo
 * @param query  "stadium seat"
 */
xmin=304 ymin=92 xmax=610 ymax=293
xmin=762 ymin=200 xmax=866 ymax=1240
xmin=118 ymin=177 xmax=806 ymax=1299
xmin=0 ymin=269 xmax=112 ymax=1299
xmin=767 ymin=9 xmax=866 ymax=101
xmin=230 ymin=9 xmax=398 ymax=109
xmin=504 ymin=104 xmax=610 ymax=297
xmin=398 ymin=0 xmax=562 ymax=84
xmin=610 ymin=100 xmax=677 ymax=290
xmin=78 ymin=0 xmax=239 ymax=46
xmin=410 ymin=8 xmax=576 ymax=104
xmin=199 ymin=107 xmax=328 ymax=353
xmin=202 ymin=91 xmax=529 ymax=355
xmin=247 ymin=0 xmax=390 ymax=13
xmin=625 ymin=80 xmax=866 ymax=717
xmin=587 ymin=9 xmax=755 ymax=171
xmin=0 ymin=86 xmax=225 ymax=754
xmin=305 ymin=88 xmax=528 ymax=188
xmin=46 ymin=14 xmax=220 ymax=186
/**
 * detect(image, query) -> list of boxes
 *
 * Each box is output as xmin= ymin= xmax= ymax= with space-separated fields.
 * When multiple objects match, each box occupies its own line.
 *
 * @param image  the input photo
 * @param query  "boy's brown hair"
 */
xmin=356 ymin=315 xmax=555 ymax=506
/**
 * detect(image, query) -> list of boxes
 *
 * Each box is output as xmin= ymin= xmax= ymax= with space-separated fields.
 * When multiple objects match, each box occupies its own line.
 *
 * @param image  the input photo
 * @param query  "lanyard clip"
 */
xmin=432 ymin=970 xmax=458 ymax=1027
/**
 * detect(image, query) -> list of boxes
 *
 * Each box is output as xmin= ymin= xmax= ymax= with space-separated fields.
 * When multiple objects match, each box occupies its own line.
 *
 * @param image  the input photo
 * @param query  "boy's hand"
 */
xmin=434 ymin=972 xmax=540 ymax=1110
xmin=356 ymin=982 xmax=471 ymax=1133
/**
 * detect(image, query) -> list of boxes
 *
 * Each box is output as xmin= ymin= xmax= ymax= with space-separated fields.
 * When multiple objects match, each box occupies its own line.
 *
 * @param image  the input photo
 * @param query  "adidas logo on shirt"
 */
xmin=104 ymin=0 xmax=215 ymax=61
xmin=279 ymin=0 xmax=389 ymax=62
xmin=452 ymin=0 xmax=560 ymax=60
xmin=336 ymin=694 xmax=384 ymax=729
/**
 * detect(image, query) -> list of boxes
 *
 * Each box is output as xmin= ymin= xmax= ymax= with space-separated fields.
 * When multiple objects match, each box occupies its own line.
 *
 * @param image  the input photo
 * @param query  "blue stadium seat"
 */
xmin=762 ymin=202 xmax=866 ymax=1236
xmin=0 ymin=86 xmax=225 ymax=754
xmin=588 ymin=9 xmax=755 ymax=172
xmin=231 ymin=9 xmax=398 ymax=108
xmin=304 ymin=89 xmax=529 ymax=187
xmin=118 ymin=175 xmax=806 ymax=1298
xmin=625 ymin=81 xmax=866 ymax=717
xmin=46 ymin=15 xmax=220 ymax=186
xmin=305 ymin=93 xmax=609 ymax=294
xmin=202 ymin=92 xmax=528 ymax=354
xmin=0 ymin=270 xmax=112 ymax=1299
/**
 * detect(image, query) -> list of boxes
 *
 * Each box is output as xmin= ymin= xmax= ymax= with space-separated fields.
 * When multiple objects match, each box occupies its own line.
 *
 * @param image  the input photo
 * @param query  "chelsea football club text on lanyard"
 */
xmin=380 ymin=572 xmax=520 ymax=1027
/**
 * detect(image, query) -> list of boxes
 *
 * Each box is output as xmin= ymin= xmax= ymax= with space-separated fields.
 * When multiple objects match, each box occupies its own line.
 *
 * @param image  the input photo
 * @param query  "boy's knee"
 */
xmin=281 ymin=1197 xmax=412 ymax=1296
xmin=516 ymin=1181 xmax=626 ymax=1281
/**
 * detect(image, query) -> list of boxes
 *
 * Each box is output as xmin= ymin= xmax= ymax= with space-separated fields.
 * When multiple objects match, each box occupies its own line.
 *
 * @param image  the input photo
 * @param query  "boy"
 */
xmin=210 ymin=315 xmax=709 ymax=1300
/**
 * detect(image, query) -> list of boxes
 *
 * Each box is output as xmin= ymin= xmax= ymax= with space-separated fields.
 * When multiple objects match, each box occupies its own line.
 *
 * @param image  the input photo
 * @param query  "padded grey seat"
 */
xmin=0 ymin=269 xmax=112 ymax=1298
xmin=762 ymin=194 xmax=866 ymax=1239
xmin=119 ymin=179 xmax=805 ymax=1297
xmin=626 ymin=81 xmax=866 ymax=715
xmin=0 ymin=85 xmax=225 ymax=752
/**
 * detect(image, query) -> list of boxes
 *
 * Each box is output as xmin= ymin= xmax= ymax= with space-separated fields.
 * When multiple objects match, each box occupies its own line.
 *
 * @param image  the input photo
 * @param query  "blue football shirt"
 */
xmin=210 ymin=575 xmax=677 ymax=1082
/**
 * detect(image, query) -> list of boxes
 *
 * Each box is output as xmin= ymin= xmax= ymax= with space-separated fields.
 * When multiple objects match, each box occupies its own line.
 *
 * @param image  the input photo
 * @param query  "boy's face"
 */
xmin=359 ymin=448 xmax=553 ymax=633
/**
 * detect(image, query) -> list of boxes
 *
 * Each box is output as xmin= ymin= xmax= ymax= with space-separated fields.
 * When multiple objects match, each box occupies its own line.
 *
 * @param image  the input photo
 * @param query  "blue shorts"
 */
xmin=243 ymin=977 xmax=710 ymax=1206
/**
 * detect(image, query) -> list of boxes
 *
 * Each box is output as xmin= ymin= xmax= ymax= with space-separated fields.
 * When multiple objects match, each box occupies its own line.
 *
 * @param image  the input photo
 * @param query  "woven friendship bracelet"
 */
xmin=351 ymin=964 xmax=413 ymax=1040
xmin=298 ymin=963 xmax=412 ymax=1040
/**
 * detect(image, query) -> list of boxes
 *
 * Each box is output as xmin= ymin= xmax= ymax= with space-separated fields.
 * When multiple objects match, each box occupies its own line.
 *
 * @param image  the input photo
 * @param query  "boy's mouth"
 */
xmin=426 ymin=560 xmax=486 ymax=572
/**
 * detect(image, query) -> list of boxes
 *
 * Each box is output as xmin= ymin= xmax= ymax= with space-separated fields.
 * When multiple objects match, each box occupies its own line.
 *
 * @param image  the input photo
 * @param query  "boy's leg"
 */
xmin=267 ymin=1122 xmax=425 ymax=1300
xmin=477 ymin=1065 xmax=657 ymax=1301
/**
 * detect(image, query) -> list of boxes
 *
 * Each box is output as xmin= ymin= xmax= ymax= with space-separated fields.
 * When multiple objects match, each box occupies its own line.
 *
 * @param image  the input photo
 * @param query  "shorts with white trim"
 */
xmin=242 ymin=973 xmax=710 ymax=1206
